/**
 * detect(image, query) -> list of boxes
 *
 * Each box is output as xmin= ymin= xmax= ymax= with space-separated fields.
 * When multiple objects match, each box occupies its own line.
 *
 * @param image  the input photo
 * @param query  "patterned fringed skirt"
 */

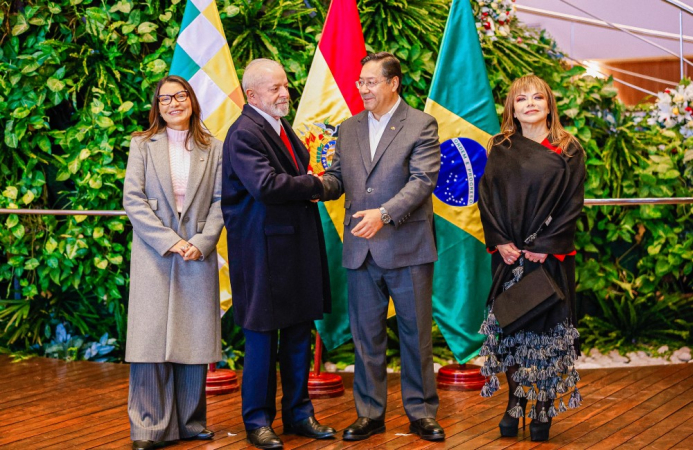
xmin=478 ymin=313 xmax=583 ymax=422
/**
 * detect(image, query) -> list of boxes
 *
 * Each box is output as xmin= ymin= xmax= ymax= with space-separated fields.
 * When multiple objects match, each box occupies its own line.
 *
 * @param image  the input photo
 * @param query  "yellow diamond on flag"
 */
xmin=170 ymin=0 xmax=244 ymax=315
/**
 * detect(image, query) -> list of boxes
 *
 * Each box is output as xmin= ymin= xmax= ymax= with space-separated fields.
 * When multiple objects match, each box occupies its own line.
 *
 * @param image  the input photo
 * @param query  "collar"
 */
xmin=368 ymin=96 xmax=402 ymax=123
xmin=249 ymin=104 xmax=281 ymax=135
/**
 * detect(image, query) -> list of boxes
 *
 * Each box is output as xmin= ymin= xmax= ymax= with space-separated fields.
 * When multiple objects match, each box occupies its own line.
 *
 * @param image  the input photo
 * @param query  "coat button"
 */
xmin=367 ymin=187 xmax=373 ymax=193
xmin=183 ymin=217 xmax=189 ymax=223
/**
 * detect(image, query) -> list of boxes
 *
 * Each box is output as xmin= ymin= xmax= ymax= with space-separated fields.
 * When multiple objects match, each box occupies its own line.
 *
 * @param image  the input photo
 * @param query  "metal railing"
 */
xmin=0 ymin=198 xmax=691 ymax=217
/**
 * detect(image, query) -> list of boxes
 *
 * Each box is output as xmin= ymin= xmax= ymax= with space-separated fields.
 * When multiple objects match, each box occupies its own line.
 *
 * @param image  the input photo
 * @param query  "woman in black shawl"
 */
xmin=477 ymin=74 xmax=585 ymax=442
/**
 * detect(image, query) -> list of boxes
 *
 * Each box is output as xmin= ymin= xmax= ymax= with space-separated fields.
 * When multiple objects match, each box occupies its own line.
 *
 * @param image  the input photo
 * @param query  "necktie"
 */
xmin=279 ymin=126 xmax=299 ymax=170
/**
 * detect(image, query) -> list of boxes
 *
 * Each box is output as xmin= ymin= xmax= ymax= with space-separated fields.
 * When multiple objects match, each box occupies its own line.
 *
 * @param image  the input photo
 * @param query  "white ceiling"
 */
xmin=516 ymin=0 xmax=693 ymax=61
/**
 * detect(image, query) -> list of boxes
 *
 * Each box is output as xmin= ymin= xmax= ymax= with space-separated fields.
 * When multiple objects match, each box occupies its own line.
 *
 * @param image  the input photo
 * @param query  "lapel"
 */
xmin=355 ymin=111 xmax=371 ymax=173
xmin=243 ymin=105 xmax=299 ymax=176
xmin=148 ymin=132 xmax=177 ymax=215
xmin=369 ymin=100 xmax=408 ymax=176
xmin=180 ymin=141 xmax=209 ymax=218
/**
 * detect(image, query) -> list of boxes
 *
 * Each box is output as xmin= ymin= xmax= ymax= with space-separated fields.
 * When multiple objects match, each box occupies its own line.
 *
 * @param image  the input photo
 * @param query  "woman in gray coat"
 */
xmin=123 ymin=75 xmax=224 ymax=450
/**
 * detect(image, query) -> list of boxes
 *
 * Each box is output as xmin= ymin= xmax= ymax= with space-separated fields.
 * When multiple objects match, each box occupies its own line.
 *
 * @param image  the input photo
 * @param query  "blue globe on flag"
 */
xmin=433 ymin=137 xmax=488 ymax=207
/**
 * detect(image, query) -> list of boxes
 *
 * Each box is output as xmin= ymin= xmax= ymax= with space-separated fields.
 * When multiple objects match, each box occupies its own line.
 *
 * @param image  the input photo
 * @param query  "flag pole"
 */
xmin=307 ymin=332 xmax=345 ymax=398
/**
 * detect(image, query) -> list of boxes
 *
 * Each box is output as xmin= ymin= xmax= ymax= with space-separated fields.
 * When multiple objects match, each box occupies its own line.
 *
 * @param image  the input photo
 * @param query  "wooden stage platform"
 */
xmin=2 ymin=356 xmax=693 ymax=449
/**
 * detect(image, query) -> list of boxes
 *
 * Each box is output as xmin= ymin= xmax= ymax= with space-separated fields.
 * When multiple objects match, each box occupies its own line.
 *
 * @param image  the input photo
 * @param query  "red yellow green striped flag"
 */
xmin=292 ymin=0 xmax=366 ymax=350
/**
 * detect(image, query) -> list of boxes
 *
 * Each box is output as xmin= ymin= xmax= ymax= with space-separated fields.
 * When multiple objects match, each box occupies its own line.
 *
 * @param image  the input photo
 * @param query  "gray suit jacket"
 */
xmin=123 ymin=132 xmax=224 ymax=364
xmin=322 ymin=100 xmax=441 ymax=270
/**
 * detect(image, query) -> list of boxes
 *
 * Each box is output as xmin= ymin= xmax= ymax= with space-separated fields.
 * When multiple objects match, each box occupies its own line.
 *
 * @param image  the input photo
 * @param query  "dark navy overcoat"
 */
xmin=221 ymin=105 xmax=331 ymax=331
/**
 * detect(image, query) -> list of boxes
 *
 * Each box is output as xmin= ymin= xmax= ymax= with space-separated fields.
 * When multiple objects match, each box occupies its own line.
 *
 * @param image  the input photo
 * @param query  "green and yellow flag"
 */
xmin=426 ymin=0 xmax=500 ymax=363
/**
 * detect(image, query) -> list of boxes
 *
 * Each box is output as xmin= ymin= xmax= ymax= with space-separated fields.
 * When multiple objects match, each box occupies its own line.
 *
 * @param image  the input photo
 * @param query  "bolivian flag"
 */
xmin=292 ymin=0 xmax=366 ymax=350
xmin=170 ymin=0 xmax=245 ymax=315
xmin=425 ymin=0 xmax=500 ymax=363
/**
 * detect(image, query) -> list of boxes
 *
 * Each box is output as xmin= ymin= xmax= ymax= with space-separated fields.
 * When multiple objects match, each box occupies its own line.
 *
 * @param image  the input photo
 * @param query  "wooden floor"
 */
xmin=2 ymin=356 xmax=693 ymax=449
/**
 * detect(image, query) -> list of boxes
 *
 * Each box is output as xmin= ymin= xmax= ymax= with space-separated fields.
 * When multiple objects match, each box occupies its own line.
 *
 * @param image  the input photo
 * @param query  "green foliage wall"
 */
xmin=474 ymin=16 xmax=693 ymax=351
xmin=0 ymin=0 xmax=691 ymax=361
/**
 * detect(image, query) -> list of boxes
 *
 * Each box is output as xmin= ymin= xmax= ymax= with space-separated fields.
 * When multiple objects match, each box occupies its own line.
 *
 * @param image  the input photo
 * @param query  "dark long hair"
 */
xmin=490 ymin=74 xmax=578 ymax=155
xmin=132 ymin=75 xmax=212 ymax=149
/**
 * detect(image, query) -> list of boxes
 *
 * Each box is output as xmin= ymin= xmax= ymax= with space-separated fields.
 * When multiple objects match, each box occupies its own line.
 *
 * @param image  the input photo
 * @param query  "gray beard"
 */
xmin=260 ymin=100 xmax=289 ymax=118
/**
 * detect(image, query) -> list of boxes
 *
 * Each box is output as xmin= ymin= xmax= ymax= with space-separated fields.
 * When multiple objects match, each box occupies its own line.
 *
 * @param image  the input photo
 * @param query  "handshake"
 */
xmin=308 ymin=171 xmax=323 ymax=203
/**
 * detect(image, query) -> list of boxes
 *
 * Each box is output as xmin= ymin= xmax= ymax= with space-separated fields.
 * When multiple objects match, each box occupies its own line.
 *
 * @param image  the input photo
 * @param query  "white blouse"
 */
xmin=167 ymin=128 xmax=190 ymax=213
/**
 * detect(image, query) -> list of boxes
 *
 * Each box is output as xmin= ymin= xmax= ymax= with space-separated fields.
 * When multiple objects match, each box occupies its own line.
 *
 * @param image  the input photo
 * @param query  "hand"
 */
xmin=351 ymin=209 xmax=384 ymax=239
xmin=183 ymin=244 xmax=202 ymax=261
xmin=497 ymin=243 xmax=521 ymax=265
xmin=169 ymin=239 xmax=190 ymax=257
xmin=310 ymin=173 xmax=322 ymax=202
xmin=523 ymin=250 xmax=548 ymax=263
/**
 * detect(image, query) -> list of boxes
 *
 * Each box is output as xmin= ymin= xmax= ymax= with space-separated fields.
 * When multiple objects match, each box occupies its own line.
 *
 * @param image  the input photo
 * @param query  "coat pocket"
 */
xmin=264 ymin=225 xmax=295 ymax=235
xmin=197 ymin=221 xmax=206 ymax=233
xmin=147 ymin=198 xmax=158 ymax=211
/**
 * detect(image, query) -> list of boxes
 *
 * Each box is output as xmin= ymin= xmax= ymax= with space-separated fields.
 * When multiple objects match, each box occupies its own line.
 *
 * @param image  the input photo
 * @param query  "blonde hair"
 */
xmin=490 ymin=74 xmax=579 ymax=154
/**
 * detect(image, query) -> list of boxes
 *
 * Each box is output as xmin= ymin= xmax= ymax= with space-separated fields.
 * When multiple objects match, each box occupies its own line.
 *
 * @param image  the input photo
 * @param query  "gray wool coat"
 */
xmin=123 ymin=131 xmax=224 ymax=364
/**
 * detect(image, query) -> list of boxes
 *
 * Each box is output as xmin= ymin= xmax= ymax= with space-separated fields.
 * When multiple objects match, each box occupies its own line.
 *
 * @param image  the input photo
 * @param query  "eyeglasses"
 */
xmin=157 ymin=90 xmax=189 ymax=105
xmin=355 ymin=78 xmax=390 ymax=89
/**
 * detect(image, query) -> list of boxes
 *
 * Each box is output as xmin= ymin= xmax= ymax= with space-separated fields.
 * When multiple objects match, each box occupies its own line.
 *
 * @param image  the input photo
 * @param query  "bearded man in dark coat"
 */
xmin=221 ymin=58 xmax=335 ymax=449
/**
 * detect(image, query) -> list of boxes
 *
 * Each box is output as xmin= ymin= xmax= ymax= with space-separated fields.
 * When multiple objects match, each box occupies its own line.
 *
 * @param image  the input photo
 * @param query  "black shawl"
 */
xmin=478 ymin=133 xmax=585 ymax=334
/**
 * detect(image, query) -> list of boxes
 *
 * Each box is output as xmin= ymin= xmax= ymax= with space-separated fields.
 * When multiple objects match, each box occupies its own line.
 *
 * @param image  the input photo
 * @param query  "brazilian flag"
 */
xmin=425 ymin=0 xmax=500 ymax=363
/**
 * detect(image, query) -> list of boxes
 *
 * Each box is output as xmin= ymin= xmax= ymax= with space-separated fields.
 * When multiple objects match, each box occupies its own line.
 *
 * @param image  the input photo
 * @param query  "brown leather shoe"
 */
xmin=409 ymin=418 xmax=445 ymax=441
xmin=342 ymin=417 xmax=385 ymax=441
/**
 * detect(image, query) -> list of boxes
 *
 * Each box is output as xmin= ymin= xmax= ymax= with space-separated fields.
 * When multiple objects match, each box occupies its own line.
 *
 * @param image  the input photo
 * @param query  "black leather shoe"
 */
xmin=132 ymin=441 xmax=156 ymax=450
xmin=247 ymin=426 xmax=283 ymax=449
xmin=342 ymin=417 xmax=385 ymax=441
xmin=182 ymin=428 xmax=214 ymax=440
xmin=409 ymin=418 xmax=445 ymax=441
xmin=284 ymin=416 xmax=336 ymax=439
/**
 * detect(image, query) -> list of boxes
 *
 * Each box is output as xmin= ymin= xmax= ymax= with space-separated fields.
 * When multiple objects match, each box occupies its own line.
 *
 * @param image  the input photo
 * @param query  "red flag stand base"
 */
xmin=437 ymin=363 xmax=485 ymax=391
xmin=308 ymin=372 xmax=345 ymax=399
xmin=206 ymin=363 xmax=240 ymax=395
xmin=308 ymin=333 xmax=345 ymax=399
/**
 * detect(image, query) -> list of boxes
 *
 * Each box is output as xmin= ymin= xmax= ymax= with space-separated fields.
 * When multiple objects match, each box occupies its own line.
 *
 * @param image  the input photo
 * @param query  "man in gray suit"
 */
xmin=320 ymin=52 xmax=444 ymax=442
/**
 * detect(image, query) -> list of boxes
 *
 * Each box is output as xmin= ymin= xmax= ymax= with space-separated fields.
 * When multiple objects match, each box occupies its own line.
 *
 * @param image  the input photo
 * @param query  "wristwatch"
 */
xmin=379 ymin=206 xmax=391 ymax=224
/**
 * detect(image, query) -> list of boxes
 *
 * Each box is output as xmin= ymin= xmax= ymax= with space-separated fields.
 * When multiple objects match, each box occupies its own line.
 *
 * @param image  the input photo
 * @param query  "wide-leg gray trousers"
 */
xmin=128 ymin=363 xmax=207 ymax=441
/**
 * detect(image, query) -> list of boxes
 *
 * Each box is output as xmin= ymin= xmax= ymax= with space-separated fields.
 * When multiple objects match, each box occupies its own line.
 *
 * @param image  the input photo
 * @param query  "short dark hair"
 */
xmin=360 ymin=52 xmax=403 ymax=94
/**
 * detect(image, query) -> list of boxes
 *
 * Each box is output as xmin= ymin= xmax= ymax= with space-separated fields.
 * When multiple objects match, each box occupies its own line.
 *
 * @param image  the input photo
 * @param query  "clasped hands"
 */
xmin=309 ymin=172 xmax=382 ymax=239
xmin=497 ymin=242 xmax=547 ymax=265
xmin=169 ymin=239 xmax=202 ymax=261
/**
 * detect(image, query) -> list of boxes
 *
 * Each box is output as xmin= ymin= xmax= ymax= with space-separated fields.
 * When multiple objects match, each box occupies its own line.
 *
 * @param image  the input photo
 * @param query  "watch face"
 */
xmin=382 ymin=214 xmax=391 ymax=224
